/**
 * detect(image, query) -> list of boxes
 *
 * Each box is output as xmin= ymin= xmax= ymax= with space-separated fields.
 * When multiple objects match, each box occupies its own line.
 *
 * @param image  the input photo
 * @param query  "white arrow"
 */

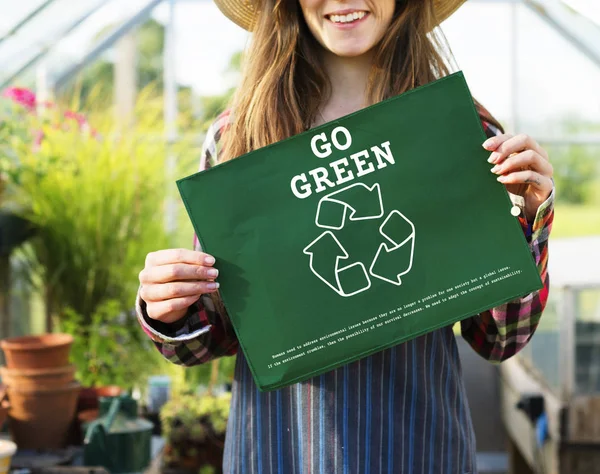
xmin=315 ymin=183 xmax=384 ymax=230
xmin=303 ymin=231 xmax=371 ymax=297
xmin=369 ymin=210 xmax=416 ymax=286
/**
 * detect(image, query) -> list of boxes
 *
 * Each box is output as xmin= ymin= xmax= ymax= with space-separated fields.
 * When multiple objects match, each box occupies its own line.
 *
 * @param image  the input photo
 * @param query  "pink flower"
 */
xmin=2 ymin=87 xmax=37 ymax=111
xmin=64 ymin=110 xmax=88 ymax=128
xmin=34 ymin=130 xmax=45 ymax=147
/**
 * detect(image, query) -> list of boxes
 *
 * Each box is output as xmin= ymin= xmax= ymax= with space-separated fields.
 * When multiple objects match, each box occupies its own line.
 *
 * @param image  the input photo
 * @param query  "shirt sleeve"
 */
xmin=135 ymin=111 xmax=239 ymax=366
xmin=460 ymin=118 xmax=555 ymax=362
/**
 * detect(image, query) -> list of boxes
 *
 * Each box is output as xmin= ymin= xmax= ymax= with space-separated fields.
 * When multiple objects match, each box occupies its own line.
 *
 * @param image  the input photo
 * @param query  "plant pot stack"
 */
xmin=0 ymin=334 xmax=80 ymax=449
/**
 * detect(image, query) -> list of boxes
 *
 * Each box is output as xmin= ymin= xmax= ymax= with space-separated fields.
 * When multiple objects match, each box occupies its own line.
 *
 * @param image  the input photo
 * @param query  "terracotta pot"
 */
xmin=7 ymin=381 xmax=81 ymax=449
xmin=77 ymin=385 xmax=122 ymax=412
xmin=1 ymin=334 xmax=73 ymax=369
xmin=0 ymin=365 xmax=75 ymax=389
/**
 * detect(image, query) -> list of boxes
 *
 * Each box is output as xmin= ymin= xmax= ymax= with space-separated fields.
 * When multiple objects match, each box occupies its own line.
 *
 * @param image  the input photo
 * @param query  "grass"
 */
xmin=552 ymin=203 xmax=600 ymax=238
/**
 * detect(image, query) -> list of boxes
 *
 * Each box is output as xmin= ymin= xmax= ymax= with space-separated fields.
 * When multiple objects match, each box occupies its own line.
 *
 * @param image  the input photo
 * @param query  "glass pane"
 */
xmin=0 ymin=0 xmax=161 ymax=88
xmin=42 ymin=0 xmax=154 ymax=82
xmin=562 ymin=0 xmax=600 ymax=27
xmin=575 ymin=288 xmax=600 ymax=394
xmin=515 ymin=4 xmax=600 ymax=141
xmin=442 ymin=2 xmax=513 ymax=128
xmin=0 ymin=0 xmax=109 ymax=86
xmin=518 ymin=288 xmax=563 ymax=393
xmin=442 ymin=1 xmax=600 ymax=141
xmin=0 ymin=0 xmax=47 ymax=38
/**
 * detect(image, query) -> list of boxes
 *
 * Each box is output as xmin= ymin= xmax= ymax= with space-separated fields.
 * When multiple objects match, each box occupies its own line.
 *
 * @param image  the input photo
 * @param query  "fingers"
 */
xmin=146 ymin=295 xmax=202 ymax=322
xmin=145 ymin=249 xmax=215 ymax=268
xmin=490 ymin=149 xmax=553 ymax=178
xmin=139 ymin=263 xmax=218 ymax=284
xmin=496 ymin=169 xmax=553 ymax=192
xmin=140 ymin=281 xmax=219 ymax=303
xmin=483 ymin=133 xmax=549 ymax=164
xmin=140 ymin=248 xmax=221 ymax=324
xmin=482 ymin=133 xmax=513 ymax=155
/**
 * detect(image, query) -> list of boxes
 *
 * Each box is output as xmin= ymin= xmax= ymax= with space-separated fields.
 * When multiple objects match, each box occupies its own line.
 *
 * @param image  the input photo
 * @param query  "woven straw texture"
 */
xmin=213 ymin=0 xmax=466 ymax=31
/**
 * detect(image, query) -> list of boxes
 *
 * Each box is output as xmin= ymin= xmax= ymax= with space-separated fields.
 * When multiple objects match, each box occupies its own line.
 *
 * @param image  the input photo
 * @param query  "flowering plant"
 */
xmin=1 ymin=85 xmax=208 ymax=392
xmin=0 ymin=85 xmax=191 ymax=330
xmin=2 ymin=87 xmax=36 ymax=111
xmin=0 ymin=87 xmax=97 ymax=208
xmin=0 ymin=88 xmax=35 ymax=199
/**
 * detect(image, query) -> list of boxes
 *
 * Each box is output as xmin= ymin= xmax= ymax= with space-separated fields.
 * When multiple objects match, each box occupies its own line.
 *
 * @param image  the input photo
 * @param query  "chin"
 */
xmin=329 ymin=43 xmax=373 ymax=58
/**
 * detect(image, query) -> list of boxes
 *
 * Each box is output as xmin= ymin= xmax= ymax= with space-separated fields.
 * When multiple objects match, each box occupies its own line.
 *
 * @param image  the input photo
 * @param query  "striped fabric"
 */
xmin=222 ymin=331 xmax=477 ymax=474
xmin=136 ymin=110 xmax=554 ymax=474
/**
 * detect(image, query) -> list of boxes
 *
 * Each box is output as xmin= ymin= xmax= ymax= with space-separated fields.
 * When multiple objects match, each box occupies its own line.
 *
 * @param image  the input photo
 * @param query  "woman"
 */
xmin=137 ymin=0 xmax=554 ymax=472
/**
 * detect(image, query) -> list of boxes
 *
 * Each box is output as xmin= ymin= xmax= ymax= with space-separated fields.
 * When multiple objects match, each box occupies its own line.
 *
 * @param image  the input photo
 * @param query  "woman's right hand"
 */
xmin=139 ymin=249 xmax=220 ymax=324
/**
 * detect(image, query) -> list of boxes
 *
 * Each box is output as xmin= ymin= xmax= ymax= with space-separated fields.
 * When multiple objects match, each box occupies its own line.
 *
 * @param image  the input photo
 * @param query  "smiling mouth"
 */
xmin=326 ymin=11 xmax=369 ymax=25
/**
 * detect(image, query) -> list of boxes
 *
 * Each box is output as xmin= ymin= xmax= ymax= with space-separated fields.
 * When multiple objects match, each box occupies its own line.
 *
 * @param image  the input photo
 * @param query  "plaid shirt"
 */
xmin=136 ymin=110 xmax=554 ymax=474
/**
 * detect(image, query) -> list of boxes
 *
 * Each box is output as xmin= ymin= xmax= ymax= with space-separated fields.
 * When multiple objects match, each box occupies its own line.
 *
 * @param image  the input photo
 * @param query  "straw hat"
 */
xmin=214 ymin=0 xmax=467 ymax=31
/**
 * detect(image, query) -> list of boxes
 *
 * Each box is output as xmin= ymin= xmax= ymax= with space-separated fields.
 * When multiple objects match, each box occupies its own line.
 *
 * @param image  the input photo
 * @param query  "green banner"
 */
xmin=177 ymin=72 xmax=542 ymax=391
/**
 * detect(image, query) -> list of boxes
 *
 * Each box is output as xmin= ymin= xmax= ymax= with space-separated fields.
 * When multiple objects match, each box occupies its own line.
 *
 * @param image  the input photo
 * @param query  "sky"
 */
xmin=1 ymin=0 xmax=599 ymax=138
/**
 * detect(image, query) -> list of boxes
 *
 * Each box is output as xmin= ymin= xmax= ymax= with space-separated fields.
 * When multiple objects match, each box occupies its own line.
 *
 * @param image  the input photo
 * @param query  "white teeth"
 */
xmin=329 ymin=11 xmax=366 ymax=23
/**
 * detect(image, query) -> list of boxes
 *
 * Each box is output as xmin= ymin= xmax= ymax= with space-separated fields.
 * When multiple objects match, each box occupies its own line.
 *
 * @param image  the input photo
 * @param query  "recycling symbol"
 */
xmin=303 ymin=183 xmax=416 ymax=297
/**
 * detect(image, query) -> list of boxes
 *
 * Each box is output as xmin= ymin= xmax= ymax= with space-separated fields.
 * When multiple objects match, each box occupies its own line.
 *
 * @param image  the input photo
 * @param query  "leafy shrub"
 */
xmin=1 ymin=87 xmax=195 ymax=324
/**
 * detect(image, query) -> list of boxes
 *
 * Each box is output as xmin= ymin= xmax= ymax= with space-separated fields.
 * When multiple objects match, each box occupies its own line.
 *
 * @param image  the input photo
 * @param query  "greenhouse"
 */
xmin=0 ymin=0 xmax=598 ymax=472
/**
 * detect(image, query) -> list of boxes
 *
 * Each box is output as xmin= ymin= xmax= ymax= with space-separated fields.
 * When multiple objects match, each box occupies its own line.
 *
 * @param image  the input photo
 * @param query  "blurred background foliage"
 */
xmin=0 ymin=41 xmax=237 ymax=396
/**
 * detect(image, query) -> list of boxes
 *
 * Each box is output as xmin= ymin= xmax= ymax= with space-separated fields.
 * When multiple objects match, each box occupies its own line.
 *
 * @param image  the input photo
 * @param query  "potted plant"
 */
xmin=1 ymin=87 xmax=198 ymax=444
xmin=160 ymin=391 xmax=231 ymax=474
xmin=156 ymin=353 xmax=235 ymax=473
xmin=59 ymin=300 xmax=162 ymax=398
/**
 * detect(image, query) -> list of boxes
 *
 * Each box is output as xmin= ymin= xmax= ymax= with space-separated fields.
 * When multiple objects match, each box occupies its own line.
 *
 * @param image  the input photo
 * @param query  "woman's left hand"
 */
xmin=483 ymin=133 xmax=553 ymax=222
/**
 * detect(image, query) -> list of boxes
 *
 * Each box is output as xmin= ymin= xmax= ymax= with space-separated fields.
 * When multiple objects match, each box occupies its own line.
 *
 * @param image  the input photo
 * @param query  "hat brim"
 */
xmin=214 ymin=0 xmax=467 ymax=32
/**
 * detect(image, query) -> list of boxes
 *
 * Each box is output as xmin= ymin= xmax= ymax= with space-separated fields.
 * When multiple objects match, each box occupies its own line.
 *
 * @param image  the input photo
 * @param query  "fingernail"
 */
xmin=483 ymin=138 xmax=496 ymax=150
xmin=207 ymin=268 xmax=219 ymax=278
xmin=497 ymin=176 xmax=506 ymax=182
xmin=487 ymin=152 xmax=498 ymax=164
xmin=207 ymin=282 xmax=220 ymax=290
xmin=490 ymin=165 xmax=500 ymax=174
xmin=204 ymin=256 xmax=216 ymax=265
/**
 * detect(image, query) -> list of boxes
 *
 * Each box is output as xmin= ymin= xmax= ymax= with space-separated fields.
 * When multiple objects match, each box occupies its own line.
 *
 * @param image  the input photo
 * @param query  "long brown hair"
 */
xmin=221 ymin=0 xmax=503 ymax=162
